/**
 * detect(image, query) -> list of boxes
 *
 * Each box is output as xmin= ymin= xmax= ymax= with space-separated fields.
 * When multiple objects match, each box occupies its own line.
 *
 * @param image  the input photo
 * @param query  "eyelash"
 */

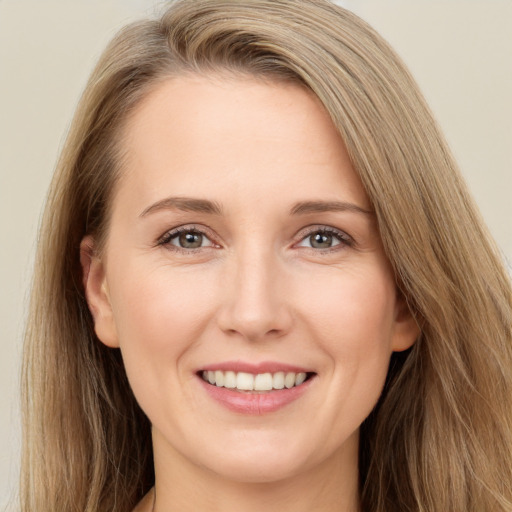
xmin=156 ymin=224 xmax=354 ymax=254
xmin=297 ymin=226 xmax=354 ymax=252
xmin=157 ymin=225 xmax=218 ymax=253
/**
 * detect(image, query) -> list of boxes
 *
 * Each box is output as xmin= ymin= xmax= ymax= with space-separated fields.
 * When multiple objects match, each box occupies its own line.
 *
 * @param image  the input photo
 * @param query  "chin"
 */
xmin=201 ymin=451 xmax=309 ymax=484
xmin=187 ymin=428 xmax=339 ymax=485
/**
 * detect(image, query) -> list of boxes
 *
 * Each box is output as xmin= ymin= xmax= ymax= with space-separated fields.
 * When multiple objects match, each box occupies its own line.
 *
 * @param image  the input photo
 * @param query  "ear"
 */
xmin=80 ymin=236 xmax=119 ymax=348
xmin=391 ymin=292 xmax=420 ymax=352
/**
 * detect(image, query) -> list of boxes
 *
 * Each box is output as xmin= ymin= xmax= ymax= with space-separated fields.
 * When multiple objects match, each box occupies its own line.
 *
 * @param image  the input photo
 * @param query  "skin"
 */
xmin=82 ymin=74 xmax=419 ymax=512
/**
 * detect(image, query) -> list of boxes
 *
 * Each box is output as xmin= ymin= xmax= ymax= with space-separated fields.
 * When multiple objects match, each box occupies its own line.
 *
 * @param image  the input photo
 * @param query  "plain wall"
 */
xmin=1 ymin=0 xmax=510 ymax=508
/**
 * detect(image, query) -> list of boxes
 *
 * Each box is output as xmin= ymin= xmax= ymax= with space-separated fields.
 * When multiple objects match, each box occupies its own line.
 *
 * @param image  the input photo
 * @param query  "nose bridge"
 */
xmin=218 ymin=239 xmax=291 ymax=340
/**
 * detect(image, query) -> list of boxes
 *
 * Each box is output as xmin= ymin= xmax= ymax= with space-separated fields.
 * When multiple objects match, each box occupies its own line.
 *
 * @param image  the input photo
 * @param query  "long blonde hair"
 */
xmin=22 ymin=1 xmax=512 ymax=511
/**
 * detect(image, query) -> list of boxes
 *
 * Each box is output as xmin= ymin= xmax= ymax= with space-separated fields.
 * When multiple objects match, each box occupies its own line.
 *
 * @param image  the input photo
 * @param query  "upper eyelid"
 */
xmin=292 ymin=226 xmax=355 ymax=252
xmin=294 ymin=224 xmax=352 ymax=241
xmin=158 ymin=224 xmax=218 ymax=245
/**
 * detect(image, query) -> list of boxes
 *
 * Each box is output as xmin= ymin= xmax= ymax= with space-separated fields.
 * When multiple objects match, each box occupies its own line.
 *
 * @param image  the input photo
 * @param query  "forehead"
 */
xmin=115 ymin=74 xmax=369 ymax=215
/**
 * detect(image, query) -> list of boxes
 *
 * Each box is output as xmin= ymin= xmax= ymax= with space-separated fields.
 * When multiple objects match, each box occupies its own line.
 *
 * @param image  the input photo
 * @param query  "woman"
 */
xmin=21 ymin=0 xmax=512 ymax=511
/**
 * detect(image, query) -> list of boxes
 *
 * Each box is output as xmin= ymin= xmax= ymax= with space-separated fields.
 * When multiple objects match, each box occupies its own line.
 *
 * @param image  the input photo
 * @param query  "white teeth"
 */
xmin=236 ymin=372 xmax=254 ymax=390
xmin=295 ymin=372 xmax=307 ymax=386
xmin=224 ymin=371 xmax=236 ymax=389
xmin=284 ymin=372 xmax=296 ymax=389
xmin=215 ymin=370 xmax=224 ymax=387
xmin=273 ymin=372 xmax=285 ymax=390
xmin=201 ymin=370 xmax=311 ymax=391
xmin=254 ymin=373 xmax=273 ymax=391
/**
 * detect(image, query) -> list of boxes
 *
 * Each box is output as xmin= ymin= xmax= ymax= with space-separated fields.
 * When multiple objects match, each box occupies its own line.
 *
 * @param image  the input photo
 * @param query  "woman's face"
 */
xmin=83 ymin=74 xmax=418 ymax=484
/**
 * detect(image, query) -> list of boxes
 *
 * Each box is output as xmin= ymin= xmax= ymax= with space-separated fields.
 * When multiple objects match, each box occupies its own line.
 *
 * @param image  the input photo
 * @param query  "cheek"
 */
xmin=112 ymin=257 xmax=216 ymax=332
xmin=297 ymin=266 xmax=396 ymax=409
xmin=299 ymin=265 xmax=397 ymax=351
xmin=107 ymin=259 xmax=218 ymax=399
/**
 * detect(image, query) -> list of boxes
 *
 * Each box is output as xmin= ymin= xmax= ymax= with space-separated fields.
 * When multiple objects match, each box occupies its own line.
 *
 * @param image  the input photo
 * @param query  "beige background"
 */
xmin=1 ymin=0 xmax=510 ymax=508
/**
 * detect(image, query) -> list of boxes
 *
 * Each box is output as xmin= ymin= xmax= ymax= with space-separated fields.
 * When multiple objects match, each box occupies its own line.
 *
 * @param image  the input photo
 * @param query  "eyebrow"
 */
xmin=139 ymin=197 xmax=374 ymax=218
xmin=290 ymin=200 xmax=374 ymax=216
xmin=139 ymin=197 xmax=223 ymax=217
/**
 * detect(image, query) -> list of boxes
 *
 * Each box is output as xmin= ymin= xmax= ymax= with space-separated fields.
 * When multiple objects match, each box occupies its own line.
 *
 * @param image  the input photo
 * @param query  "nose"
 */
xmin=216 ymin=246 xmax=293 ymax=342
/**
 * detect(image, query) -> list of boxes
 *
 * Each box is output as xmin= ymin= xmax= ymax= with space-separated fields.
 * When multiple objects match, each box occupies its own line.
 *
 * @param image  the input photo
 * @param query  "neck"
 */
xmin=150 ymin=429 xmax=361 ymax=512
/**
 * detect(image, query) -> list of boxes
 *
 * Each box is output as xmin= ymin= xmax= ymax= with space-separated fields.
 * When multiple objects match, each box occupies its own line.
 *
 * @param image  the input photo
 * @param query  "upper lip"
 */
xmin=198 ymin=360 xmax=314 ymax=374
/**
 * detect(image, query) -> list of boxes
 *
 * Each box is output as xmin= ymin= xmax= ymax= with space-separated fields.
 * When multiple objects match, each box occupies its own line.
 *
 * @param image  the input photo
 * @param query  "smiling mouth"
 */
xmin=199 ymin=370 xmax=315 ymax=392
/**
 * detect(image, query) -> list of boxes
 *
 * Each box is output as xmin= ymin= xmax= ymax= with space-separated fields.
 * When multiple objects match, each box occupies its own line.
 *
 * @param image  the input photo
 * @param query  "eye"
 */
xmin=296 ymin=227 xmax=352 ymax=250
xmin=159 ymin=227 xmax=215 ymax=250
xmin=173 ymin=231 xmax=209 ymax=249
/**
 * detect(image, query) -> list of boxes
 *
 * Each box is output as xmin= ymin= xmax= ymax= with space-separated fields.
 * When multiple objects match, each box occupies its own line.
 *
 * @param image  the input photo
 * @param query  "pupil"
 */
xmin=311 ymin=232 xmax=332 ymax=248
xmin=179 ymin=232 xmax=202 ymax=248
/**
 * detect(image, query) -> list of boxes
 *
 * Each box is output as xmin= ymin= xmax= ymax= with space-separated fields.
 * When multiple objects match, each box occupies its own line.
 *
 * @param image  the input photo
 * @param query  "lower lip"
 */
xmin=198 ymin=376 xmax=314 ymax=415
